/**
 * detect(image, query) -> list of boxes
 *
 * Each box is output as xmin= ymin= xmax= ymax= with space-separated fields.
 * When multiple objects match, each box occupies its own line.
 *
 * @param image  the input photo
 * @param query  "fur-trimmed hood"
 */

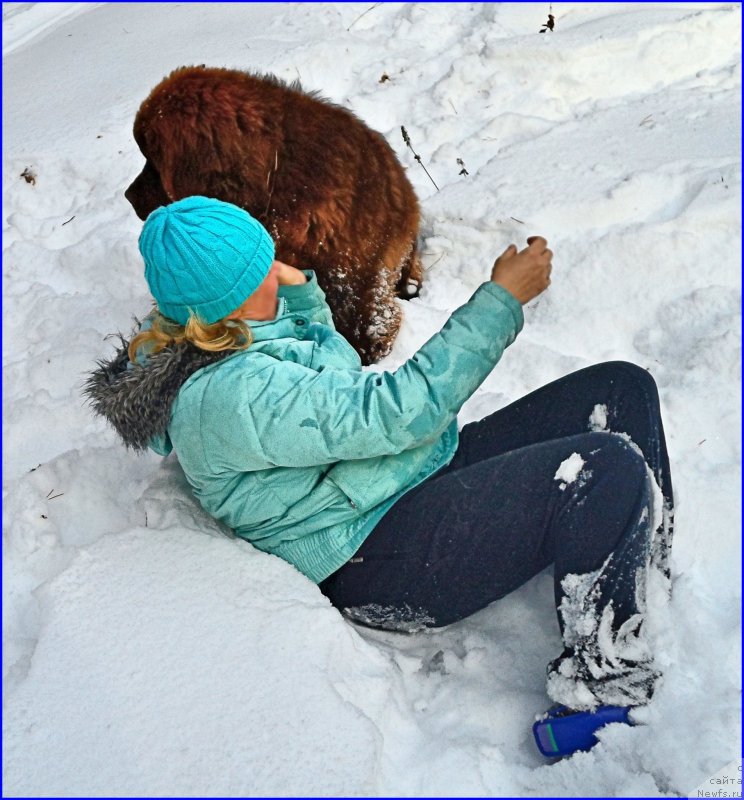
xmin=83 ymin=336 xmax=230 ymax=453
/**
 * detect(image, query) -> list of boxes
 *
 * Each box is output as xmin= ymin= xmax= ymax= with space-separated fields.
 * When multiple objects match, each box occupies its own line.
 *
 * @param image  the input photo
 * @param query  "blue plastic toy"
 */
xmin=532 ymin=704 xmax=634 ymax=757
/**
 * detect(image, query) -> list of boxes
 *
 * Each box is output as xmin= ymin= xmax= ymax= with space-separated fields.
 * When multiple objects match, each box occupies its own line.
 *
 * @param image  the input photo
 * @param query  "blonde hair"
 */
xmin=128 ymin=307 xmax=253 ymax=363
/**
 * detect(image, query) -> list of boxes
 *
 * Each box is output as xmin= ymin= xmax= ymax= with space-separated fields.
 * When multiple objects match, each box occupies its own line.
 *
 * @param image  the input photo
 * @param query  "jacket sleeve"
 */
xmin=277 ymin=271 xmax=335 ymax=328
xmin=199 ymin=282 xmax=524 ymax=471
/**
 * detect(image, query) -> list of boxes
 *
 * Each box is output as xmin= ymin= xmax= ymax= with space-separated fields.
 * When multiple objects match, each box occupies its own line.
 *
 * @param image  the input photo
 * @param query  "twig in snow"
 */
xmin=510 ymin=216 xmax=525 ymax=224
xmin=401 ymin=126 xmax=439 ymax=190
xmin=347 ymin=2 xmax=381 ymax=32
xmin=449 ymin=100 xmax=458 ymax=115
xmin=540 ymin=4 xmax=555 ymax=33
xmin=61 ymin=216 xmax=75 ymax=226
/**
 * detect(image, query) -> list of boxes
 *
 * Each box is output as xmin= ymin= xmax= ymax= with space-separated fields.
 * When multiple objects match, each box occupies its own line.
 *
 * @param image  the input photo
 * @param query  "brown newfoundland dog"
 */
xmin=125 ymin=65 xmax=423 ymax=364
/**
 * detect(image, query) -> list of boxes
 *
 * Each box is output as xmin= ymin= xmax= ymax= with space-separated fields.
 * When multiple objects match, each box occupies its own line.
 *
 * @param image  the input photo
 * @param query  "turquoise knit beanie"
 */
xmin=139 ymin=196 xmax=275 ymax=325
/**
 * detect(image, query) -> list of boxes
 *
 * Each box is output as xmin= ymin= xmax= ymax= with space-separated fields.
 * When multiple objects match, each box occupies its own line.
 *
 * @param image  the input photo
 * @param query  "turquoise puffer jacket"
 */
xmin=157 ymin=273 xmax=523 ymax=582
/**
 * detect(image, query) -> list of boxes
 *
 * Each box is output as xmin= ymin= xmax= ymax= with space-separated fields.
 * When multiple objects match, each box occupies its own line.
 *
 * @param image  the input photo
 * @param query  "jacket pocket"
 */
xmin=323 ymin=474 xmax=361 ymax=511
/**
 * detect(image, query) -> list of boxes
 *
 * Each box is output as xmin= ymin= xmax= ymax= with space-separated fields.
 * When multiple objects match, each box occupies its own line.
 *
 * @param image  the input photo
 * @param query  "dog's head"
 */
xmin=125 ymin=66 xmax=279 ymax=220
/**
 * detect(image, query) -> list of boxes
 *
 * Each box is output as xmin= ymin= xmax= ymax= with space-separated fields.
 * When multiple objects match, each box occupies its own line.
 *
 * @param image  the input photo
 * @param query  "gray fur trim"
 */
xmin=83 ymin=335 xmax=230 ymax=451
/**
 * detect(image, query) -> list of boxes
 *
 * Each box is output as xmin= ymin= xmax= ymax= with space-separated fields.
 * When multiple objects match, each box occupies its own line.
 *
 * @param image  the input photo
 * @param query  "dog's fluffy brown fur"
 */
xmin=125 ymin=65 xmax=423 ymax=364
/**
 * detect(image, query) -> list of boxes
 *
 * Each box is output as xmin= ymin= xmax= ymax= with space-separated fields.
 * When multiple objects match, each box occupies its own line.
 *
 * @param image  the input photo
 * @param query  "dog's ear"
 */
xmin=134 ymin=100 xmax=223 ymax=201
xmin=154 ymin=133 xmax=214 ymax=203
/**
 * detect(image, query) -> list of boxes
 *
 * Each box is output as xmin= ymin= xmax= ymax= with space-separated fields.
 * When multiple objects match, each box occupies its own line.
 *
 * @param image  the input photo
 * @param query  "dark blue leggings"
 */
xmin=320 ymin=362 xmax=674 ymax=703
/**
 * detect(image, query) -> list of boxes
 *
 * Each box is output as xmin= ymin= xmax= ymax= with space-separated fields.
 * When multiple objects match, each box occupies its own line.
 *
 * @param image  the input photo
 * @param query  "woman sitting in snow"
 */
xmin=86 ymin=196 xmax=674 ymax=757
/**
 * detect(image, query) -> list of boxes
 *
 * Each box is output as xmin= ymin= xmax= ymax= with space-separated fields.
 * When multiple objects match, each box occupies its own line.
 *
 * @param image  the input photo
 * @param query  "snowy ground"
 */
xmin=2 ymin=2 xmax=741 ymax=796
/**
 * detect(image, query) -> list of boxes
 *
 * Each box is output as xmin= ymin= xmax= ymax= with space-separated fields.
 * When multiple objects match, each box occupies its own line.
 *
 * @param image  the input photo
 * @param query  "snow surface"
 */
xmin=3 ymin=2 xmax=741 ymax=796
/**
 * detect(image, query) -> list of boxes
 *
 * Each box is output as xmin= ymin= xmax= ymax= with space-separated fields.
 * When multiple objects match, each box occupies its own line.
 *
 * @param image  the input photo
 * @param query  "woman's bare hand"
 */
xmin=274 ymin=260 xmax=308 ymax=286
xmin=490 ymin=236 xmax=553 ymax=304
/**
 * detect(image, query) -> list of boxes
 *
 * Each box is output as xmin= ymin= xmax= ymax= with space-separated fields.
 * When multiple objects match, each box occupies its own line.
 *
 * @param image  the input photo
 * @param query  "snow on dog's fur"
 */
xmin=126 ymin=65 xmax=422 ymax=364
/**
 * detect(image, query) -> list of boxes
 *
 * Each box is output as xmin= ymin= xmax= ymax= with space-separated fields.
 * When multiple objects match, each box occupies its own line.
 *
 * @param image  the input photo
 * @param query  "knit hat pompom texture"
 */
xmin=139 ymin=196 xmax=275 ymax=325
